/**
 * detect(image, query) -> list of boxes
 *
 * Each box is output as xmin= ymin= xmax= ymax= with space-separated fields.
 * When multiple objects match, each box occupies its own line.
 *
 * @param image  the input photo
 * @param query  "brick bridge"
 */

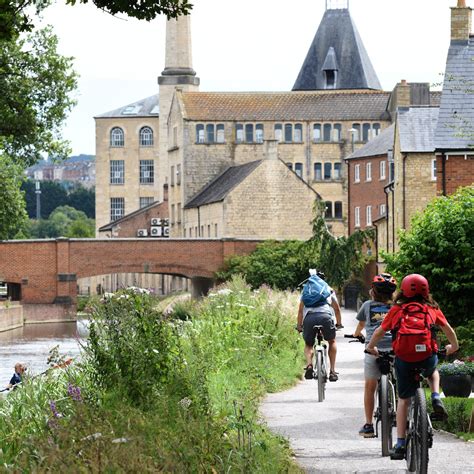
xmin=0 ymin=238 xmax=259 ymax=321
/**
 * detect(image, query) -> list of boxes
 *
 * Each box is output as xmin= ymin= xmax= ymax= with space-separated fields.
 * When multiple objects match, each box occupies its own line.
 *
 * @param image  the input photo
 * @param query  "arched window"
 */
xmin=323 ymin=124 xmax=332 ymax=142
xmin=294 ymin=124 xmax=303 ymax=143
xmin=284 ymin=124 xmax=293 ymax=143
xmin=245 ymin=123 xmax=254 ymax=143
xmin=363 ymin=123 xmax=371 ymax=142
xmin=333 ymin=124 xmax=342 ymax=141
xmin=324 ymin=162 xmax=332 ymax=180
xmin=196 ymin=124 xmax=205 ymax=143
xmin=286 ymin=162 xmax=293 ymax=170
xmin=274 ymin=124 xmax=283 ymax=142
xmin=314 ymin=163 xmax=322 ymax=180
xmin=236 ymin=124 xmax=244 ymax=143
xmin=313 ymin=124 xmax=322 ymax=142
xmin=334 ymin=162 xmax=341 ymax=179
xmin=139 ymin=126 xmax=153 ymax=147
xmin=206 ymin=124 xmax=215 ymax=143
xmin=351 ymin=124 xmax=361 ymax=141
xmin=216 ymin=124 xmax=225 ymax=143
xmin=294 ymin=163 xmax=303 ymax=178
xmin=110 ymin=127 xmax=124 ymax=147
xmin=256 ymin=123 xmax=264 ymax=143
xmin=373 ymin=123 xmax=381 ymax=136
xmin=325 ymin=201 xmax=333 ymax=219
xmin=334 ymin=201 xmax=343 ymax=219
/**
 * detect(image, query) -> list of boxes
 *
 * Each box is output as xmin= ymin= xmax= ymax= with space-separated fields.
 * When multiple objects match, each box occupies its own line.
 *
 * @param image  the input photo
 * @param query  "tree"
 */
xmin=0 ymin=27 xmax=78 ymax=167
xmin=21 ymin=180 xmax=68 ymax=218
xmin=67 ymin=186 xmax=95 ymax=218
xmin=383 ymin=186 xmax=474 ymax=327
xmin=0 ymin=0 xmax=192 ymax=41
xmin=0 ymin=155 xmax=28 ymax=239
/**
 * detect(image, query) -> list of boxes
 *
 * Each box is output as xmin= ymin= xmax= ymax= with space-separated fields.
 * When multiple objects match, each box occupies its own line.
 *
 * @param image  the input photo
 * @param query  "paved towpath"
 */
xmin=261 ymin=309 xmax=474 ymax=473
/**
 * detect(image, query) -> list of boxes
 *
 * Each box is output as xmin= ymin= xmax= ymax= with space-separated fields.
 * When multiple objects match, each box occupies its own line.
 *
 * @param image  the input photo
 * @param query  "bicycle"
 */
xmin=313 ymin=325 xmax=329 ymax=402
xmin=403 ymin=350 xmax=447 ymax=474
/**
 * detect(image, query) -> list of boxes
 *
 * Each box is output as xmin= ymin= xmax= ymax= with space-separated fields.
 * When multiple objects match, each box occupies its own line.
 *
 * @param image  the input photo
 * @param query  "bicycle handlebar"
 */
xmin=344 ymin=334 xmax=365 ymax=344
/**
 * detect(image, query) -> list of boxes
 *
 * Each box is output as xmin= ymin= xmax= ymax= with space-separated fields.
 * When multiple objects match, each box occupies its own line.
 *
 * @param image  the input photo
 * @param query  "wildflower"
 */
xmin=67 ymin=382 xmax=83 ymax=402
xmin=179 ymin=397 xmax=192 ymax=409
xmin=81 ymin=432 xmax=102 ymax=441
xmin=112 ymin=437 xmax=131 ymax=444
xmin=49 ymin=401 xmax=61 ymax=418
xmin=217 ymin=289 xmax=232 ymax=295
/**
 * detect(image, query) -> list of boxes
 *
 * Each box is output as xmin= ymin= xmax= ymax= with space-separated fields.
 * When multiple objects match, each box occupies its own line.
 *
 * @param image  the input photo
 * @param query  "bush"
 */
xmin=429 ymin=396 xmax=474 ymax=437
xmin=438 ymin=361 xmax=474 ymax=376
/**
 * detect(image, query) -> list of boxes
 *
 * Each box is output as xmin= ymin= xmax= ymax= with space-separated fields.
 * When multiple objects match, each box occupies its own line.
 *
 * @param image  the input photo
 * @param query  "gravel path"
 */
xmin=261 ymin=309 xmax=474 ymax=473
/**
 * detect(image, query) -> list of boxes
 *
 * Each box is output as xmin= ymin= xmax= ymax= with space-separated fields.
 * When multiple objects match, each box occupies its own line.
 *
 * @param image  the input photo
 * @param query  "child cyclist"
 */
xmin=353 ymin=273 xmax=397 ymax=438
xmin=366 ymin=274 xmax=459 ymax=459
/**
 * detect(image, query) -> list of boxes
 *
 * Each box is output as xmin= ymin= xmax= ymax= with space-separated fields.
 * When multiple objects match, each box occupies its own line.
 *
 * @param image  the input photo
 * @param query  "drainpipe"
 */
xmin=347 ymin=160 xmax=351 ymax=232
xmin=197 ymin=206 xmax=201 ymax=238
xmin=392 ymin=185 xmax=395 ymax=253
xmin=441 ymin=152 xmax=447 ymax=196
xmin=306 ymin=122 xmax=311 ymax=182
xmin=383 ymin=185 xmax=390 ymax=253
xmin=402 ymin=153 xmax=408 ymax=230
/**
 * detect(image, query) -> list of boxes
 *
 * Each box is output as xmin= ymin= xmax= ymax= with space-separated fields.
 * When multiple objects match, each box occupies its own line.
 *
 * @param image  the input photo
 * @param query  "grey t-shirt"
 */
xmin=356 ymin=300 xmax=392 ymax=350
xmin=303 ymin=289 xmax=337 ymax=320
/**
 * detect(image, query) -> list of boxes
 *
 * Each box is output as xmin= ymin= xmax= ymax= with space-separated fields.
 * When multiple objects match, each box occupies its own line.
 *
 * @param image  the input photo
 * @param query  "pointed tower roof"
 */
xmin=293 ymin=8 xmax=381 ymax=91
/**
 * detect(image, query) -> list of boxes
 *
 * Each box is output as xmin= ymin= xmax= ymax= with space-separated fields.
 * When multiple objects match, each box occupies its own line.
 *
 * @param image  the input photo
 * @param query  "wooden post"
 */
xmin=469 ymin=405 xmax=474 ymax=433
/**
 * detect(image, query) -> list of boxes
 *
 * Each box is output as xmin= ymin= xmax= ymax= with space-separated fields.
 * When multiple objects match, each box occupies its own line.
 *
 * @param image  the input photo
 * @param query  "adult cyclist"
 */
xmin=297 ymin=270 xmax=342 ymax=382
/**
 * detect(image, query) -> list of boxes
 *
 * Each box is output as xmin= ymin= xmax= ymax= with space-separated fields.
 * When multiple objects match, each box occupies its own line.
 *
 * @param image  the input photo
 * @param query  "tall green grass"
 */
xmin=2 ymin=278 xmax=304 ymax=472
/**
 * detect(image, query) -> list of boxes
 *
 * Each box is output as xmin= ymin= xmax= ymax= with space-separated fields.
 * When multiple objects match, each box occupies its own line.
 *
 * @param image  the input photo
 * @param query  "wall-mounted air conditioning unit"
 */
xmin=162 ymin=227 xmax=170 ymax=237
xmin=137 ymin=229 xmax=148 ymax=237
xmin=150 ymin=226 xmax=162 ymax=237
xmin=151 ymin=218 xmax=161 ymax=226
xmin=162 ymin=218 xmax=170 ymax=226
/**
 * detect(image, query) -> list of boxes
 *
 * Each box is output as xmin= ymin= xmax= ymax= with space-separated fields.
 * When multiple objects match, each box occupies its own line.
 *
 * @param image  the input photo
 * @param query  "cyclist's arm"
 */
xmin=439 ymin=322 xmax=459 ymax=355
xmin=353 ymin=320 xmax=366 ymax=338
xmin=331 ymin=298 xmax=342 ymax=326
xmin=297 ymin=301 xmax=304 ymax=332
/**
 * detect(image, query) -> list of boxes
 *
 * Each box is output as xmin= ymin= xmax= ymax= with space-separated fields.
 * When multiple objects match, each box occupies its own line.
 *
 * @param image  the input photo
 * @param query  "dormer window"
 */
xmin=322 ymin=46 xmax=338 ymax=90
xmin=325 ymin=70 xmax=337 ymax=89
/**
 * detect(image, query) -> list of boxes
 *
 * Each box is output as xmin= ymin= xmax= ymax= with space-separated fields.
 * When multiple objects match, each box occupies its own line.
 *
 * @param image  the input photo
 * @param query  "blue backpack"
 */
xmin=301 ymin=275 xmax=331 ymax=307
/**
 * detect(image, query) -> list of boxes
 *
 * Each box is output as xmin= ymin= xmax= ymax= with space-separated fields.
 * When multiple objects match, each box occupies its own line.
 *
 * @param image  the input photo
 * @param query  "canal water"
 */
xmin=0 ymin=320 xmax=88 ymax=389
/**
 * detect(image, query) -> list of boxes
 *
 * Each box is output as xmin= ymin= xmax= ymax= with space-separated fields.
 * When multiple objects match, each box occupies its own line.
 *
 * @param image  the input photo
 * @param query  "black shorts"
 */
xmin=303 ymin=312 xmax=336 ymax=345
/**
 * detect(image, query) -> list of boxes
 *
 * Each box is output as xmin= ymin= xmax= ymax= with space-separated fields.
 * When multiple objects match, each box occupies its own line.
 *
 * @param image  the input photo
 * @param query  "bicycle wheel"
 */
xmin=380 ymin=375 xmax=393 ymax=457
xmin=414 ymin=388 xmax=429 ymax=474
xmin=316 ymin=351 xmax=325 ymax=402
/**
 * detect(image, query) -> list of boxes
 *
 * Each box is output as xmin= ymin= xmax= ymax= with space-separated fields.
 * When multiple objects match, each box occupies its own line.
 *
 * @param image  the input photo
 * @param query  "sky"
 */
xmin=39 ymin=0 xmax=459 ymax=155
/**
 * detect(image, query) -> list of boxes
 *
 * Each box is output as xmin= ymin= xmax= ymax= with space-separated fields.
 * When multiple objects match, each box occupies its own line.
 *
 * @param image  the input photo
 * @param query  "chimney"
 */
xmin=264 ymin=139 xmax=279 ymax=160
xmin=388 ymin=80 xmax=411 ymax=114
xmin=451 ymin=0 xmax=472 ymax=42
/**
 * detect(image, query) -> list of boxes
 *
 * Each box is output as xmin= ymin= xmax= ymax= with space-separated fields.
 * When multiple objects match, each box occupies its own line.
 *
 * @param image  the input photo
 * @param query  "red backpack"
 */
xmin=392 ymin=303 xmax=438 ymax=362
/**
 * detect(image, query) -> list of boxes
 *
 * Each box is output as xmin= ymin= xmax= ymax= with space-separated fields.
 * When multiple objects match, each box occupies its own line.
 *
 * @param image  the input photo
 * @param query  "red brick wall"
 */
xmin=436 ymin=155 xmax=474 ymax=195
xmin=347 ymin=154 xmax=389 ymax=234
xmin=0 ymin=239 xmax=260 ymax=305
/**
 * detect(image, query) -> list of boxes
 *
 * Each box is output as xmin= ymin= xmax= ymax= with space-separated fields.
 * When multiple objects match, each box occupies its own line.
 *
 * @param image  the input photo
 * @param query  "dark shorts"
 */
xmin=395 ymin=354 xmax=438 ymax=399
xmin=303 ymin=312 xmax=336 ymax=345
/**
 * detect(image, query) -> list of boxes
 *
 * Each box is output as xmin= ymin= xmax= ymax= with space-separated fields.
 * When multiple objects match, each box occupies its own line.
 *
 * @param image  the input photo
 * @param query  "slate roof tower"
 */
xmin=293 ymin=5 xmax=382 ymax=91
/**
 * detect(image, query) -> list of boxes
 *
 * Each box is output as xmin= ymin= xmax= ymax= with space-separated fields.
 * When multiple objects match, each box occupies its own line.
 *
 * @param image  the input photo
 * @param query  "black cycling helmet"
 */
xmin=372 ymin=273 xmax=397 ymax=294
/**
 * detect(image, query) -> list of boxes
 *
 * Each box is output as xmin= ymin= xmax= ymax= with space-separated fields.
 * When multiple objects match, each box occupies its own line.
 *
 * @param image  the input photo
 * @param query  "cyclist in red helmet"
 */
xmin=366 ymin=273 xmax=459 ymax=459
xmin=353 ymin=273 xmax=397 ymax=438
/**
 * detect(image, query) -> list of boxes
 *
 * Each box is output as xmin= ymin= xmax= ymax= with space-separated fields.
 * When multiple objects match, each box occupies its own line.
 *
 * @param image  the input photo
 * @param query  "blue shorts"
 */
xmin=395 ymin=354 xmax=438 ymax=399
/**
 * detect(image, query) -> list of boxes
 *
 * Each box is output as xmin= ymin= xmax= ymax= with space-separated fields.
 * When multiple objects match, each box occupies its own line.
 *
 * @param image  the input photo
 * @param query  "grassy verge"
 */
xmin=0 ymin=278 xmax=304 ymax=472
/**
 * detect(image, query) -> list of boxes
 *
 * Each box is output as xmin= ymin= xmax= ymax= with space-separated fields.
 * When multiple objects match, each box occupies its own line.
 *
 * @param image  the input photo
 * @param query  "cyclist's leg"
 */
xmin=312 ymin=312 xmax=337 ymax=374
xmin=364 ymin=354 xmax=380 ymax=424
xmin=422 ymin=354 xmax=447 ymax=417
xmin=302 ymin=313 xmax=317 ymax=374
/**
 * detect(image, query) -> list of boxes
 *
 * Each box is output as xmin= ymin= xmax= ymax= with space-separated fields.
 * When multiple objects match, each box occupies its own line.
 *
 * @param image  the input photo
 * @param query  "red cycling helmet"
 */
xmin=400 ymin=274 xmax=429 ymax=298
xmin=372 ymin=273 xmax=397 ymax=294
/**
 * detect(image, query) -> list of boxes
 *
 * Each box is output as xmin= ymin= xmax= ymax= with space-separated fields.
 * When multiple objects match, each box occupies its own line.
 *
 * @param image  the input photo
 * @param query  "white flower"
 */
xmin=217 ymin=289 xmax=233 ymax=295
xmin=112 ymin=437 xmax=130 ymax=444
xmin=179 ymin=397 xmax=192 ymax=409
xmin=81 ymin=432 xmax=102 ymax=441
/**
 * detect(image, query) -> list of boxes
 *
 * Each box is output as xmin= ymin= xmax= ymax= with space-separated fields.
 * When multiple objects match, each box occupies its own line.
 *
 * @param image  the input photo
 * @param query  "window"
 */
xmin=140 ymin=160 xmax=154 ymax=184
xmin=195 ymin=226 xmax=198 ymax=237
xmin=294 ymin=124 xmax=303 ymax=143
xmin=380 ymin=203 xmax=386 ymax=216
xmin=236 ymin=124 xmax=244 ymax=143
xmin=189 ymin=228 xmax=192 ymax=238
xmin=380 ymin=160 xmax=386 ymax=180
xmin=334 ymin=201 xmax=343 ymax=219
xmin=431 ymin=159 xmax=437 ymax=181
xmin=366 ymin=162 xmax=372 ymax=181
xmin=216 ymin=124 xmax=225 ymax=143
xmin=177 ymin=203 xmax=181 ymax=223
xmin=324 ymin=162 xmax=332 ymax=180
xmin=325 ymin=70 xmax=336 ymax=89
xmin=325 ymin=201 xmax=333 ymax=219
xmin=373 ymin=123 xmax=381 ymax=136
xmin=110 ymin=198 xmax=124 ymax=222
xmin=110 ymin=127 xmax=124 ymax=147
xmin=363 ymin=123 xmax=371 ymax=142
xmin=206 ymin=124 xmax=215 ymax=143
xmin=354 ymin=164 xmax=360 ymax=183
xmin=176 ymin=164 xmax=181 ymax=185
xmin=334 ymin=162 xmax=341 ymax=180
xmin=355 ymin=206 xmax=360 ymax=227
xmin=313 ymin=124 xmax=321 ymax=142
xmin=274 ymin=124 xmax=282 ymax=142
xmin=366 ymin=205 xmax=372 ymax=226
xmin=139 ymin=126 xmax=154 ymax=146
xmin=284 ymin=124 xmax=293 ymax=143
xmin=171 ymin=204 xmax=175 ymax=224
xmin=286 ymin=162 xmax=293 ymax=170
xmin=215 ymin=224 xmax=218 ymax=237
xmin=351 ymin=124 xmax=361 ymax=141
xmin=172 ymin=126 xmax=178 ymax=148
xmin=245 ymin=123 xmax=254 ymax=143
xmin=110 ymin=160 xmax=124 ymax=185
xmin=196 ymin=124 xmax=205 ymax=143
xmin=389 ymin=161 xmax=395 ymax=182
xmin=323 ymin=124 xmax=332 ymax=142
xmin=314 ymin=163 xmax=322 ymax=180
xmin=256 ymin=124 xmax=264 ymax=143
xmin=333 ymin=124 xmax=342 ymax=141
xmin=170 ymin=165 xmax=175 ymax=186
xmin=294 ymin=163 xmax=303 ymax=178
xmin=139 ymin=197 xmax=154 ymax=208
xmin=207 ymin=225 xmax=211 ymax=237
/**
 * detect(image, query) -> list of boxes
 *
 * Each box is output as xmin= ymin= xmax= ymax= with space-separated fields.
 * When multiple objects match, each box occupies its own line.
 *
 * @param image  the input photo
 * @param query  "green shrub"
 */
xmin=438 ymin=361 xmax=474 ymax=376
xmin=429 ymin=397 xmax=474 ymax=436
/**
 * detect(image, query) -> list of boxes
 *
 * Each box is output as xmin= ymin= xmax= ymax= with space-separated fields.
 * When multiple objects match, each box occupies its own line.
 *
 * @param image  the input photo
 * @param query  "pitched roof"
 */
xmin=184 ymin=161 xmax=262 ymax=209
xmin=434 ymin=37 xmax=474 ymax=150
xmin=293 ymin=9 xmax=381 ymax=91
xmin=180 ymin=91 xmax=390 ymax=122
xmin=98 ymin=200 xmax=164 ymax=231
xmin=345 ymin=124 xmax=395 ymax=160
xmin=96 ymin=95 xmax=159 ymax=119
xmin=398 ymin=107 xmax=439 ymax=153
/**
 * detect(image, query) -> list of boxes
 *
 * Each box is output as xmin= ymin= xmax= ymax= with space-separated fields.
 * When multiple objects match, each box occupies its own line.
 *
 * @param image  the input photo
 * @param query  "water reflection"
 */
xmin=0 ymin=320 xmax=88 ymax=389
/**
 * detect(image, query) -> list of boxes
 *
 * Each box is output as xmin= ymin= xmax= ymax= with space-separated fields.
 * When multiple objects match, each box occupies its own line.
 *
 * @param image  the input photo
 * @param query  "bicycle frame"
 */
xmin=313 ymin=325 xmax=328 ymax=403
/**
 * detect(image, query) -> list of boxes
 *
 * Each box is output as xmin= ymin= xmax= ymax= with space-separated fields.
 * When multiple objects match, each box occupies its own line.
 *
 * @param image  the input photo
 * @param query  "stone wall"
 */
xmin=0 ymin=304 xmax=23 ymax=332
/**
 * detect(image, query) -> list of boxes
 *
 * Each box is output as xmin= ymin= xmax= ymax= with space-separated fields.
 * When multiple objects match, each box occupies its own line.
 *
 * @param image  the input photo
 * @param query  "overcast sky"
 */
xmin=40 ymin=0 xmax=458 ymax=155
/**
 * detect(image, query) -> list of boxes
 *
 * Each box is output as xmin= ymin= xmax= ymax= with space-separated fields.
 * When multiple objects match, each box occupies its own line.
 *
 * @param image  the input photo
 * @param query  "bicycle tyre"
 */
xmin=415 ymin=388 xmax=429 ymax=474
xmin=380 ymin=375 xmax=392 ymax=457
xmin=317 ymin=351 xmax=324 ymax=402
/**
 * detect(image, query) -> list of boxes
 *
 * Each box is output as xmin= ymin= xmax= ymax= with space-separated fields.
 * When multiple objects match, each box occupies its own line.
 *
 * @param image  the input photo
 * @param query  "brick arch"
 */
xmin=0 ymin=238 xmax=259 ymax=316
